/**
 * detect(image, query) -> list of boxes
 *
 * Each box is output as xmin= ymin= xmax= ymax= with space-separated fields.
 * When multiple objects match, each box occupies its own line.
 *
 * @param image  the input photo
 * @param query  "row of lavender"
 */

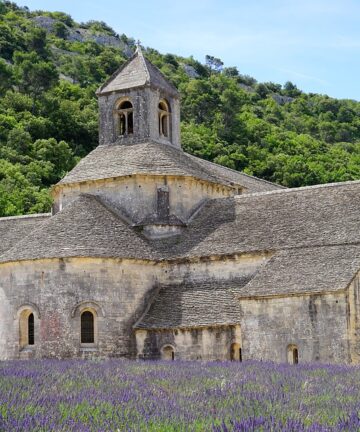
xmin=1 ymin=359 xmax=360 ymax=431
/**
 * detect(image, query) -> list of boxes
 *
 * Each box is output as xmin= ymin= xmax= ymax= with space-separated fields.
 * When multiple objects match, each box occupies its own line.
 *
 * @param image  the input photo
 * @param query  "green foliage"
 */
xmin=25 ymin=27 xmax=49 ymax=58
xmin=0 ymin=1 xmax=359 ymax=215
xmin=0 ymin=58 xmax=12 ymax=94
xmin=205 ymin=54 xmax=224 ymax=74
xmin=14 ymin=51 xmax=59 ymax=102
xmin=80 ymin=20 xmax=116 ymax=36
xmin=47 ymin=11 xmax=74 ymax=27
xmin=0 ymin=21 xmax=24 ymax=59
xmin=283 ymin=81 xmax=302 ymax=97
xmin=52 ymin=21 xmax=69 ymax=39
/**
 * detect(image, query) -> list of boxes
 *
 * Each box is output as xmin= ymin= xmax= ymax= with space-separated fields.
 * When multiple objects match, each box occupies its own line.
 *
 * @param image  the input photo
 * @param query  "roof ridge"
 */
xmin=0 ymin=213 xmax=51 ymax=221
xmin=96 ymin=49 xmax=137 ymax=95
xmin=237 ymin=179 xmax=360 ymax=199
xmin=187 ymin=153 xmax=285 ymax=189
xmin=137 ymin=47 xmax=150 ymax=84
xmin=143 ymin=56 xmax=179 ymax=95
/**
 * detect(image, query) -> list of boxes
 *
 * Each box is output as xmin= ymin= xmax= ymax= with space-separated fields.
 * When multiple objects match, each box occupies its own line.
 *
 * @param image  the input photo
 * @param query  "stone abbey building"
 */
xmin=1 ymin=47 xmax=360 ymax=364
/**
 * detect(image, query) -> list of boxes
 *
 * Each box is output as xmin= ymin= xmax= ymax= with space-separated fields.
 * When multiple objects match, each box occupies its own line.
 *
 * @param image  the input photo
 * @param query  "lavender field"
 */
xmin=1 ymin=360 xmax=360 ymax=431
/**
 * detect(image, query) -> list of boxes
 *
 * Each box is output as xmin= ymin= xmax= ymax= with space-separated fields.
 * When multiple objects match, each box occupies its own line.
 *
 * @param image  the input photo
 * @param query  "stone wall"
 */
xmin=0 ymin=253 xmax=267 ymax=360
xmin=53 ymin=175 xmax=233 ymax=222
xmin=135 ymin=325 xmax=242 ymax=361
xmin=347 ymin=272 xmax=360 ymax=363
xmin=0 ymin=258 xmax=163 ymax=359
xmin=239 ymin=292 xmax=350 ymax=364
xmin=0 ymin=252 xmax=352 ymax=363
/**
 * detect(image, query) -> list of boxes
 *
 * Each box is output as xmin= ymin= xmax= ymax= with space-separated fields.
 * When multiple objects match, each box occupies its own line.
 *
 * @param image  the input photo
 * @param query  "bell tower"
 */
xmin=96 ymin=46 xmax=181 ymax=148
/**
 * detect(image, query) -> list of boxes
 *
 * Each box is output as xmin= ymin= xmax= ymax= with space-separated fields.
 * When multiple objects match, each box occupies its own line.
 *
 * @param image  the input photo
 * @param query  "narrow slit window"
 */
xmin=293 ymin=348 xmax=299 ymax=364
xmin=81 ymin=311 xmax=94 ymax=344
xmin=28 ymin=313 xmax=34 ymax=345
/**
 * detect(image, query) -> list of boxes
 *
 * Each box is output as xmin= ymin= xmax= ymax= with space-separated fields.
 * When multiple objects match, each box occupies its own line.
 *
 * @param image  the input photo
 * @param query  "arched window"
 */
xmin=158 ymin=99 xmax=171 ymax=139
xmin=115 ymin=100 xmax=133 ymax=137
xmin=19 ymin=308 xmax=36 ymax=349
xmin=287 ymin=344 xmax=299 ymax=365
xmin=81 ymin=311 xmax=95 ymax=344
xmin=230 ymin=343 xmax=242 ymax=361
xmin=161 ymin=345 xmax=175 ymax=360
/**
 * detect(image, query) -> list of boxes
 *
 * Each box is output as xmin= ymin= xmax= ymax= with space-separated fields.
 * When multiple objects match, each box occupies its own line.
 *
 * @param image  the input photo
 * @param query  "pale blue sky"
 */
xmin=16 ymin=0 xmax=360 ymax=100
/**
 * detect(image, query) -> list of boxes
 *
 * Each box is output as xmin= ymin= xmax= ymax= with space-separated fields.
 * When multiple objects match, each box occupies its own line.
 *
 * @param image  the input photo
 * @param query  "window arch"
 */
xmin=81 ymin=310 xmax=95 ymax=344
xmin=115 ymin=99 xmax=133 ymax=137
xmin=158 ymin=99 xmax=171 ymax=139
xmin=287 ymin=344 xmax=299 ymax=365
xmin=161 ymin=345 xmax=175 ymax=360
xmin=230 ymin=343 xmax=242 ymax=361
xmin=18 ymin=308 xmax=36 ymax=349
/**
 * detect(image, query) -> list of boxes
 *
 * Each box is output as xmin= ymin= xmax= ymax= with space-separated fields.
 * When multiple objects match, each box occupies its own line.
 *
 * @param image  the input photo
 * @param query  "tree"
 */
xmin=0 ymin=1 xmax=6 ymax=14
xmin=0 ymin=22 xmax=24 ymax=60
xmin=237 ymin=74 xmax=257 ymax=86
xmin=82 ymin=20 xmax=116 ymax=36
xmin=49 ymin=11 xmax=74 ymax=27
xmin=14 ymin=52 xmax=58 ymax=108
xmin=0 ymin=59 xmax=13 ymax=95
xmin=205 ymin=55 xmax=224 ymax=75
xmin=6 ymin=127 xmax=32 ymax=153
xmin=25 ymin=27 xmax=49 ymax=58
xmin=31 ymin=138 xmax=75 ymax=182
xmin=164 ymin=53 xmax=179 ymax=68
xmin=223 ymin=66 xmax=239 ymax=78
xmin=255 ymin=83 xmax=270 ymax=99
xmin=283 ymin=81 xmax=302 ymax=97
xmin=53 ymin=21 xmax=69 ymax=39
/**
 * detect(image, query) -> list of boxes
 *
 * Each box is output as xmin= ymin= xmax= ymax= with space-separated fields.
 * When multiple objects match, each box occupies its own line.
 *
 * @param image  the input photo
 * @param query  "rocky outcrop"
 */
xmin=32 ymin=16 xmax=133 ymax=56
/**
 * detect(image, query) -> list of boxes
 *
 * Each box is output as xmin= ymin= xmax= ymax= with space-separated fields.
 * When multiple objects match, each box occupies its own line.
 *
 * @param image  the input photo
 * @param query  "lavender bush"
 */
xmin=1 ymin=360 xmax=360 ymax=431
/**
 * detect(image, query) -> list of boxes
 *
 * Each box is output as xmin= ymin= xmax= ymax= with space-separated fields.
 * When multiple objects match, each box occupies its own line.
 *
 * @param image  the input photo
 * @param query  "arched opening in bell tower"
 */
xmin=115 ymin=99 xmax=133 ymax=137
xmin=158 ymin=99 xmax=171 ymax=139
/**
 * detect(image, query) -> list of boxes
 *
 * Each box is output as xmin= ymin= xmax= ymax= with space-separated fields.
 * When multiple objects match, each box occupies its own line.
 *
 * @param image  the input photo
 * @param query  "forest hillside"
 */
xmin=0 ymin=1 xmax=359 ymax=215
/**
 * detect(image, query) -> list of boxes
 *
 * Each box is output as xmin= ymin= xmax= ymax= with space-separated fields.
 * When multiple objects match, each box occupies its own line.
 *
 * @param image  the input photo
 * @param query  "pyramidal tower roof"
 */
xmin=96 ymin=45 xmax=179 ymax=97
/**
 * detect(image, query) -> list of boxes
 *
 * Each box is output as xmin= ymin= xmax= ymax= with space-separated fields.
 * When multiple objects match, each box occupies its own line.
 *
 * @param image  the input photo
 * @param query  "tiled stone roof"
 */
xmin=237 ymin=245 xmax=360 ymax=299
xmin=187 ymin=154 xmax=283 ymax=193
xmin=135 ymin=277 xmax=251 ymax=330
xmin=0 ymin=195 xmax=157 ymax=263
xmin=58 ymin=141 xmax=282 ymax=192
xmin=0 ymin=213 xmax=51 ymax=255
xmin=169 ymin=180 xmax=360 ymax=258
xmin=97 ymin=47 xmax=179 ymax=96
